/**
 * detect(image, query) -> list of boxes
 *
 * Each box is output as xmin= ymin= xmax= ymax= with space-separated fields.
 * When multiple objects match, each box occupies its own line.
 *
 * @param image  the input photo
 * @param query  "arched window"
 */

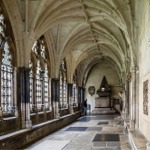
xmin=29 ymin=37 xmax=51 ymax=113
xmin=59 ymin=60 xmax=68 ymax=109
xmin=0 ymin=12 xmax=16 ymax=117
xmin=72 ymin=70 xmax=78 ymax=107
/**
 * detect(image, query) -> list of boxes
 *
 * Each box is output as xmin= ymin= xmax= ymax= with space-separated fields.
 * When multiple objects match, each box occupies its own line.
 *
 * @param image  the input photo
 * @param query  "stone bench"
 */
xmin=124 ymin=119 xmax=148 ymax=150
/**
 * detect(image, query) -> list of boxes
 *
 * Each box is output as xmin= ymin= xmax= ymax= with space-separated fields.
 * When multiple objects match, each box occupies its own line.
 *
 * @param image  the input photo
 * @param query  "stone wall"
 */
xmin=85 ymin=62 xmax=121 ymax=112
xmin=137 ymin=0 xmax=150 ymax=140
xmin=0 ymin=112 xmax=81 ymax=149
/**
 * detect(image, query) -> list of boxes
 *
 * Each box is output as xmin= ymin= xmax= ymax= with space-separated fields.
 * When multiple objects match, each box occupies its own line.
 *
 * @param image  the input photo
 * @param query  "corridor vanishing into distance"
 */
xmin=1 ymin=0 xmax=150 ymax=149
xmin=26 ymin=114 xmax=131 ymax=150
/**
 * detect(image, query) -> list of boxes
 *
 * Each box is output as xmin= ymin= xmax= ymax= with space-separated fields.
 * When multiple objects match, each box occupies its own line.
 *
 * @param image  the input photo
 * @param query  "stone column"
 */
xmin=51 ymin=78 xmax=60 ymax=119
xmin=135 ymin=68 xmax=139 ymax=129
xmin=68 ymin=83 xmax=74 ymax=114
xmin=81 ymin=87 xmax=85 ymax=103
xmin=17 ymin=67 xmax=32 ymax=129
xmin=80 ymin=87 xmax=85 ymax=113
xmin=130 ymin=69 xmax=136 ymax=129
xmin=78 ymin=86 xmax=82 ymax=111
xmin=125 ymin=80 xmax=130 ymax=118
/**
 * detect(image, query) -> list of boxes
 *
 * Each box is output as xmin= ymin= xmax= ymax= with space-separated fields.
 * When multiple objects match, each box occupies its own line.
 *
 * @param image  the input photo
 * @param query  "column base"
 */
xmin=146 ymin=142 xmax=150 ymax=150
xmin=129 ymin=120 xmax=135 ymax=131
xmin=14 ymin=107 xmax=18 ymax=117
xmin=55 ymin=113 xmax=60 ymax=119
xmin=69 ymin=104 xmax=74 ymax=114
xmin=70 ymin=109 xmax=74 ymax=114
xmin=25 ymin=120 xmax=32 ymax=129
xmin=121 ymin=111 xmax=126 ymax=119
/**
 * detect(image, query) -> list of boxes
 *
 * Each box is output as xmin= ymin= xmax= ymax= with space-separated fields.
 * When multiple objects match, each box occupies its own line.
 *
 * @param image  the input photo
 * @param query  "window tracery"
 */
xmin=29 ymin=38 xmax=51 ymax=113
xmin=0 ymin=11 xmax=15 ymax=117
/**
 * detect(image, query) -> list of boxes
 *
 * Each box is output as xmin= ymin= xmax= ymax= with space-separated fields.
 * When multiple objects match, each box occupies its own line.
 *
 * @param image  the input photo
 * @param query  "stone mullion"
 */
xmin=33 ymin=76 xmax=38 ymax=114
xmin=42 ymin=77 xmax=45 ymax=112
xmin=32 ymin=77 xmax=36 ymax=113
xmin=48 ymin=79 xmax=52 ymax=111
xmin=42 ymin=77 xmax=47 ymax=121
xmin=13 ymin=67 xmax=18 ymax=117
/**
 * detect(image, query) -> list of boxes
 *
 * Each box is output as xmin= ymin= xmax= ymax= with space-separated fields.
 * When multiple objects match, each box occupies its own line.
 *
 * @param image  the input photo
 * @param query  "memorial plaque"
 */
xmin=93 ymin=134 xmax=120 ymax=142
xmin=97 ymin=121 xmax=109 ymax=125
xmin=65 ymin=127 xmax=87 ymax=131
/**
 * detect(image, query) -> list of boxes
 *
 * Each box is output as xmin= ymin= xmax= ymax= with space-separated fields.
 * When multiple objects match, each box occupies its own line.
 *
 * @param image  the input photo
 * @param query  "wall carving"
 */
xmin=143 ymin=80 xmax=148 ymax=115
xmin=88 ymin=86 xmax=95 ymax=96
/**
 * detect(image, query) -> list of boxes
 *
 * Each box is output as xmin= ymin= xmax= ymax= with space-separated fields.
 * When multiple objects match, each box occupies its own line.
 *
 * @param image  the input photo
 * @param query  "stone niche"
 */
xmin=95 ymin=76 xmax=111 ymax=108
xmin=92 ymin=76 xmax=115 ymax=114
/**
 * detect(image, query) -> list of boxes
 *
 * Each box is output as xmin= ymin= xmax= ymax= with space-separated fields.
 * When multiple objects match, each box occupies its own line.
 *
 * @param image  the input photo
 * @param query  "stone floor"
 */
xmin=25 ymin=115 xmax=132 ymax=150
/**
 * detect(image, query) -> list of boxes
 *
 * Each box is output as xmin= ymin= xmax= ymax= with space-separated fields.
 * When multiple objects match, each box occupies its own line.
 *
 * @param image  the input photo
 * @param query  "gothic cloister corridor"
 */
xmin=1 ymin=0 xmax=150 ymax=149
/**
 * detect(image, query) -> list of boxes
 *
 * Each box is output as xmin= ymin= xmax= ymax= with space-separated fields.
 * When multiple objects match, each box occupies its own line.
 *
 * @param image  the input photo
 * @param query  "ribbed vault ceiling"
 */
xmin=3 ymin=0 xmax=136 ymax=85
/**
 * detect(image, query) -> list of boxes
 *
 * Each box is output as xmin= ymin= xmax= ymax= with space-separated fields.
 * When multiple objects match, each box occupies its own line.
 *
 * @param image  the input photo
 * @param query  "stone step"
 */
xmin=94 ymin=108 xmax=113 ymax=110
xmin=92 ymin=108 xmax=116 ymax=114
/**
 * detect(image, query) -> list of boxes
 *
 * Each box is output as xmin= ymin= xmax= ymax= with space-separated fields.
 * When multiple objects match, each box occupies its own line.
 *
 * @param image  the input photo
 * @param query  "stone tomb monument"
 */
xmin=92 ymin=76 xmax=115 ymax=114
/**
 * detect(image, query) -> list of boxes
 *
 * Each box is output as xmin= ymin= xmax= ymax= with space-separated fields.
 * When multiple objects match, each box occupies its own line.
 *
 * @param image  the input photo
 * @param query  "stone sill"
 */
xmin=60 ymin=108 xmax=69 ymax=110
xmin=32 ymin=111 xmax=80 ymax=129
xmin=2 ymin=116 xmax=17 ymax=121
xmin=32 ymin=118 xmax=58 ymax=129
xmin=0 ymin=111 xmax=80 ymax=142
xmin=30 ymin=110 xmax=52 ymax=116
xmin=0 ymin=129 xmax=29 ymax=141
xmin=124 ymin=119 xmax=148 ymax=150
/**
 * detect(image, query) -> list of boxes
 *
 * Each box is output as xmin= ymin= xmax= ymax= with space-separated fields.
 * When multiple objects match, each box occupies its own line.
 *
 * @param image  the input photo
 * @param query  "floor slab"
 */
xmin=26 ymin=114 xmax=132 ymax=150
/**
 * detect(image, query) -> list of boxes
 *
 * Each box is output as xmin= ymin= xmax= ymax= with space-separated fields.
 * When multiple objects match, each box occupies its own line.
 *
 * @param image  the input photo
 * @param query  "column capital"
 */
xmin=51 ymin=78 xmax=59 ymax=81
xmin=129 ymin=120 xmax=135 ymax=131
xmin=68 ymin=83 xmax=73 ymax=86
